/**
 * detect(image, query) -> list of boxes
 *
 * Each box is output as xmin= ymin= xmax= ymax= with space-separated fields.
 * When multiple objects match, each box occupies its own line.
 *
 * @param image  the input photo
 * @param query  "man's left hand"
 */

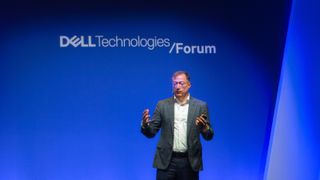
xmin=196 ymin=114 xmax=209 ymax=132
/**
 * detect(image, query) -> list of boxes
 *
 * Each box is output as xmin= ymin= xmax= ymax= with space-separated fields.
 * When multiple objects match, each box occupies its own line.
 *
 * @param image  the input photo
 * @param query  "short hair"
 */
xmin=172 ymin=71 xmax=191 ymax=82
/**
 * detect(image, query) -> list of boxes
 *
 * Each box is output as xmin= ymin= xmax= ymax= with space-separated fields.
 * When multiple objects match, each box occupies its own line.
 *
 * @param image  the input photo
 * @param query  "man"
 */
xmin=141 ymin=71 xmax=214 ymax=180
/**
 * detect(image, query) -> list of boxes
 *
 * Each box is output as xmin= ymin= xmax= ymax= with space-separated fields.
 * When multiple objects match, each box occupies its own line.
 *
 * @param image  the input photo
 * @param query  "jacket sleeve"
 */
xmin=141 ymin=102 xmax=162 ymax=138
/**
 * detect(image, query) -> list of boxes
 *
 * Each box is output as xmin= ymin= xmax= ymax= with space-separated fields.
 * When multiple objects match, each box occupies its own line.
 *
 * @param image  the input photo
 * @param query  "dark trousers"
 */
xmin=156 ymin=153 xmax=199 ymax=180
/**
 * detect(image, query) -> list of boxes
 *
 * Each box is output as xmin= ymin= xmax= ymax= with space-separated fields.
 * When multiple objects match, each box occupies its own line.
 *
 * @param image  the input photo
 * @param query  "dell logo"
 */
xmin=59 ymin=35 xmax=96 ymax=47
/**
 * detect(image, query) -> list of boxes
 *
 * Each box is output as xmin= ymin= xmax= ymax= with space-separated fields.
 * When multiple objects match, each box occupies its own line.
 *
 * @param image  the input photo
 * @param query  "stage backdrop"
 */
xmin=1 ymin=1 xmax=291 ymax=179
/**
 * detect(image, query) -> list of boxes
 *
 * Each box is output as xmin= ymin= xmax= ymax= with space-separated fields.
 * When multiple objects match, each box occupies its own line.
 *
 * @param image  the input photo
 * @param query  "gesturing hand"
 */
xmin=142 ymin=109 xmax=150 ymax=128
xmin=196 ymin=114 xmax=209 ymax=131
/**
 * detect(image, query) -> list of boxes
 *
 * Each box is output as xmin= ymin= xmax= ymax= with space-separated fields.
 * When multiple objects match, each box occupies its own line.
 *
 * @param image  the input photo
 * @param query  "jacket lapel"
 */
xmin=168 ymin=97 xmax=175 ymax=136
xmin=187 ymin=97 xmax=196 ymax=137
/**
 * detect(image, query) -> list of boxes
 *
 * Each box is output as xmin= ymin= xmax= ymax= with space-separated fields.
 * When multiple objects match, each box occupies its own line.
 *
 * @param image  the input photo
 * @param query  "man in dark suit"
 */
xmin=141 ymin=71 xmax=214 ymax=180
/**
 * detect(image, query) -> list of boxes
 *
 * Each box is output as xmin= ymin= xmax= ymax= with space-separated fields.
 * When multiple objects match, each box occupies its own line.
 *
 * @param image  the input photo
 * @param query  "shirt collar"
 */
xmin=174 ymin=94 xmax=190 ymax=105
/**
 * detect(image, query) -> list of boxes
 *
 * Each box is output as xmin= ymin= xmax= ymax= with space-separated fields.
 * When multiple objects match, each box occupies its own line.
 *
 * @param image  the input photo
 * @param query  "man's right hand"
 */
xmin=142 ymin=109 xmax=150 ymax=128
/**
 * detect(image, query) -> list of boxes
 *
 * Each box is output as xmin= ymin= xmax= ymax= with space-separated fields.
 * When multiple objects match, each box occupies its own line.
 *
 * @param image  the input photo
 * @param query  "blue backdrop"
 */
xmin=265 ymin=0 xmax=320 ymax=179
xmin=0 ymin=0 xmax=299 ymax=179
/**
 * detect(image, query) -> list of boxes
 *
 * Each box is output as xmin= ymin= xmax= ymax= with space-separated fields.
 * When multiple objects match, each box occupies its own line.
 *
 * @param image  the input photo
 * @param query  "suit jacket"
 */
xmin=141 ymin=96 xmax=214 ymax=171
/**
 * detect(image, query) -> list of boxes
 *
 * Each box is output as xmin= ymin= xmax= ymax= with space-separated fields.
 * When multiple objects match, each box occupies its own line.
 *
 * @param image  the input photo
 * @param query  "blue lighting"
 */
xmin=265 ymin=0 xmax=320 ymax=179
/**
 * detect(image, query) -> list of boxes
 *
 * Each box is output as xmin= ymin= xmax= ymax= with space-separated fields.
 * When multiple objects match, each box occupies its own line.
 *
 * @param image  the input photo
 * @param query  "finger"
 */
xmin=196 ymin=118 xmax=204 ymax=126
xmin=199 ymin=116 xmax=208 ymax=123
xmin=143 ymin=114 xmax=150 ymax=121
xmin=143 ymin=116 xmax=150 ymax=125
xmin=144 ymin=118 xmax=149 ymax=124
xmin=197 ymin=116 xmax=203 ymax=122
xmin=143 ymin=109 xmax=149 ymax=115
xmin=197 ymin=118 xmax=206 ymax=126
xmin=143 ymin=112 xmax=149 ymax=119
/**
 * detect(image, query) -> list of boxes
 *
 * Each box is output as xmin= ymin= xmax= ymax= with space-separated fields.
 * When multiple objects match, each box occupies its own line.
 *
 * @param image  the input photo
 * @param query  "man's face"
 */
xmin=172 ymin=74 xmax=191 ymax=98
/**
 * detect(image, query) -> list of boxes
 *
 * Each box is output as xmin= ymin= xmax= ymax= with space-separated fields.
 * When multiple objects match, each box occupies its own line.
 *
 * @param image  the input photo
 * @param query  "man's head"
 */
xmin=172 ymin=71 xmax=191 ymax=99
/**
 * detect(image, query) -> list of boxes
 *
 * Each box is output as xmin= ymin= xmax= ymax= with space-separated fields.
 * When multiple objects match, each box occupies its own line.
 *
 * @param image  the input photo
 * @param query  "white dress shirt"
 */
xmin=173 ymin=95 xmax=190 ymax=152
